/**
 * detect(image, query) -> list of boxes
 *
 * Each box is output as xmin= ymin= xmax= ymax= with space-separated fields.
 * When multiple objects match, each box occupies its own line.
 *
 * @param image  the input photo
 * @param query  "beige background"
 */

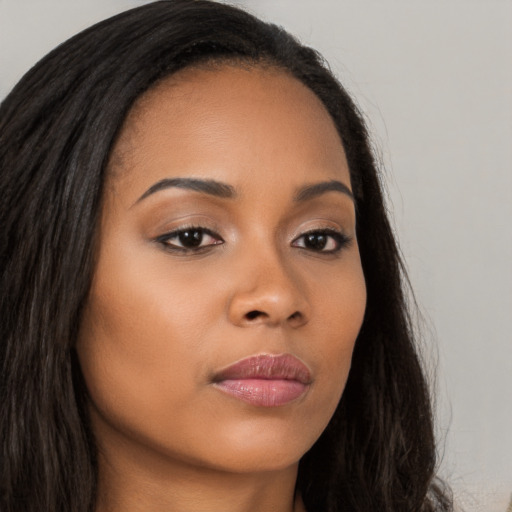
xmin=1 ymin=1 xmax=510 ymax=510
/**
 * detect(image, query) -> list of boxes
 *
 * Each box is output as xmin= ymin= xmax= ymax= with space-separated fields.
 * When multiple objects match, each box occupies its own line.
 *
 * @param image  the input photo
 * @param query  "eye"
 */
xmin=292 ymin=229 xmax=351 ymax=254
xmin=156 ymin=226 xmax=224 ymax=253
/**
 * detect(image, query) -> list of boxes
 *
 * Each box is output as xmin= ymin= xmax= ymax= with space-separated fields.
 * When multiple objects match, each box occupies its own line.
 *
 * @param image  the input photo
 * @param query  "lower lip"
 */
xmin=213 ymin=379 xmax=309 ymax=407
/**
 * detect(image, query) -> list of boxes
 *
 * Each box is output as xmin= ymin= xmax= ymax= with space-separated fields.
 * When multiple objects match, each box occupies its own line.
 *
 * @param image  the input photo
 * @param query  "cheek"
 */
xmin=79 ymin=237 xmax=223 ymax=359
xmin=75 ymin=252 xmax=223 ymax=443
xmin=310 ymin=252 xmax=366 ymax=409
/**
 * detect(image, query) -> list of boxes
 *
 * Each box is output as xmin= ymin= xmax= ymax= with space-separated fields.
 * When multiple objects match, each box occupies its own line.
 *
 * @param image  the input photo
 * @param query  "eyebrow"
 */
xmin=134 ymin=177 xmax=353 ymax=205
xmin=294 ymin=180 xmax=354 ymax=202
xmin=135 ymin=177 xmax=236 ymax=204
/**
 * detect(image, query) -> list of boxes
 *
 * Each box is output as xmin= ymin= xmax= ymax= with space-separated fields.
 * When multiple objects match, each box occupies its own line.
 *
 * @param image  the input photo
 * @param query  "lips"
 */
xmin=212 ymin=353 xmax=311 ymax=407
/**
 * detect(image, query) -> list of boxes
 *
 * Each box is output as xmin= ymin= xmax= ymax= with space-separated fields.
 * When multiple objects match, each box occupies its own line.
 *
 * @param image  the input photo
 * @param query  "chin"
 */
xmin=177 ymin=417 xmax=325 ymax=475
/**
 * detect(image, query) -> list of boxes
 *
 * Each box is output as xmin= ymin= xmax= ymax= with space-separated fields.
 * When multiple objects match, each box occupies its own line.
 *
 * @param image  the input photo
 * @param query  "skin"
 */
xmin=77 ymin=65 xmax=367 ymax=512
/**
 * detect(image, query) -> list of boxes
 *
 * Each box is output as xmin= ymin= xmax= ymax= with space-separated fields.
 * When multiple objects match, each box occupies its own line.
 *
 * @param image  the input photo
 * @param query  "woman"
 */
xmin=0 ymin=1 xmax=452 ymax=511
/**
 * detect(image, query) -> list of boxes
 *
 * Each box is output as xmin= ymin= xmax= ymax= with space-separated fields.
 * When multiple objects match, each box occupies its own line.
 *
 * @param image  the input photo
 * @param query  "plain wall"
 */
xmin=1 ymin=1 xmax=511 ymax=511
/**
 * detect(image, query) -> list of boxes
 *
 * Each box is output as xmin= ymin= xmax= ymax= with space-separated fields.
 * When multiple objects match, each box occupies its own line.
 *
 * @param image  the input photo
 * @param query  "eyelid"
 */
xmin=155 ymin=225 xmax=224 ymax=253
xmin=152 ymin=220 xmax=352 ymax=256
xmin=291 ymin=227 xmax=352 ymax=254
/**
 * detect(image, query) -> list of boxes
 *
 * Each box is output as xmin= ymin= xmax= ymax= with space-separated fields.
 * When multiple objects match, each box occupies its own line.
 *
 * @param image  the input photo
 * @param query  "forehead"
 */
xmin=108 ymin=64 xmax=350 ymax=202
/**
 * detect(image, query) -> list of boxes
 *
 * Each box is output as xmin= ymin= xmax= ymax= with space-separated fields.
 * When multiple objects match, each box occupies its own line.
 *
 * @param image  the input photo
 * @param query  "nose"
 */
xmin=226 ymin=249 xmax=310 ymax=329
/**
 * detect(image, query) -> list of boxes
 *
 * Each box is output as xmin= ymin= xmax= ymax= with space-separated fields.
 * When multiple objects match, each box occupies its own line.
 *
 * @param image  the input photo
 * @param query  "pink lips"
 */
xmin=212 ymin=354 xmax=311 ymax=407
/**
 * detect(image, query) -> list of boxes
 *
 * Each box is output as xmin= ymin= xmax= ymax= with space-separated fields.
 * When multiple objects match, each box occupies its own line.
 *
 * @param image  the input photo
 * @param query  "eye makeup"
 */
xmin=291 ymin=228 xmax=352 ymax=254
xmin=153 ymin=222 xmax=352 ymax=258
xmin=155 ymin=225 xmax=224 ymax=254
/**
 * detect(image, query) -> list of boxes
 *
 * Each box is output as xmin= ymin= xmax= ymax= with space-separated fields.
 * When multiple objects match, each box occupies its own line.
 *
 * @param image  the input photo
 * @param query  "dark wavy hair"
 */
xmin=0 ymin=1 xmax=452 ymax=511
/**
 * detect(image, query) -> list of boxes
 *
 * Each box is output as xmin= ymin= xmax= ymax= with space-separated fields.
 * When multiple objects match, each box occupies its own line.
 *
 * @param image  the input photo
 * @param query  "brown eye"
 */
xmin=292 ymin=229 xmax=351 ymax=254
xmin=303 ymin=233 xmax=330 ymax=251
xmin=176 ymin=229 xmax=205 ymax=248
xmin=157 ymin=227 xmax=224 ymax=252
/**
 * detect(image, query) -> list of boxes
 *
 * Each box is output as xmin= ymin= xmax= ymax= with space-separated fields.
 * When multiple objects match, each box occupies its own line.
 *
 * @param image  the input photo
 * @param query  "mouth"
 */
xmin=211 ymin=353 xmax=312 ymax=407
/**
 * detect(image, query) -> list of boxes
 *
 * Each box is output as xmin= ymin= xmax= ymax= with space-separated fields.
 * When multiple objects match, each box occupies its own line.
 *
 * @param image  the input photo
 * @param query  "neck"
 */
xmin=94 ymin=437 xmax=305 ymax=512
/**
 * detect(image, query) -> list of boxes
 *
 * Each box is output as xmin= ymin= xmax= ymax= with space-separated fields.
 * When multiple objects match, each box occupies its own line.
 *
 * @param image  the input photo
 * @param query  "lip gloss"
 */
xmin=212 ymin=354 xmax=311 ymax=407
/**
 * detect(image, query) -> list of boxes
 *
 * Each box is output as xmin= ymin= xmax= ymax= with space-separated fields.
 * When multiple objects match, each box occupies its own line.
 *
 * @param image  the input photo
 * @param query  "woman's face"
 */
xmin=77 ymin=65 xmax=366 ymax=475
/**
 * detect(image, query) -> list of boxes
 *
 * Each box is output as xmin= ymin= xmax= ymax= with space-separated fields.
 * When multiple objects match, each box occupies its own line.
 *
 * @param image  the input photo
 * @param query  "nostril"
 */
xmin=245 ymin=310 xmax=264 ymax=320
xmin=243 ymin=310 xmax=303 ymax=323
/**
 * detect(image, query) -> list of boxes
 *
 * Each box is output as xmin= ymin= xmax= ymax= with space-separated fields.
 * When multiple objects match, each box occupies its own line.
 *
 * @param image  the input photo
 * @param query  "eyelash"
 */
xmin=291 ymin=228 xmax=352 ymax=254
xmin=155 ymin=226 xmax=352 ymax=255
xmin=155 ymin=226 xmax=224 ymax=254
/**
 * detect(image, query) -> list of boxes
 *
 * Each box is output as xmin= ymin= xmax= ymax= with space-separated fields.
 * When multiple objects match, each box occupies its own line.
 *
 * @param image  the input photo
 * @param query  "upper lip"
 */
xmin=212 ymin=353 xmax=312 ymax=385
